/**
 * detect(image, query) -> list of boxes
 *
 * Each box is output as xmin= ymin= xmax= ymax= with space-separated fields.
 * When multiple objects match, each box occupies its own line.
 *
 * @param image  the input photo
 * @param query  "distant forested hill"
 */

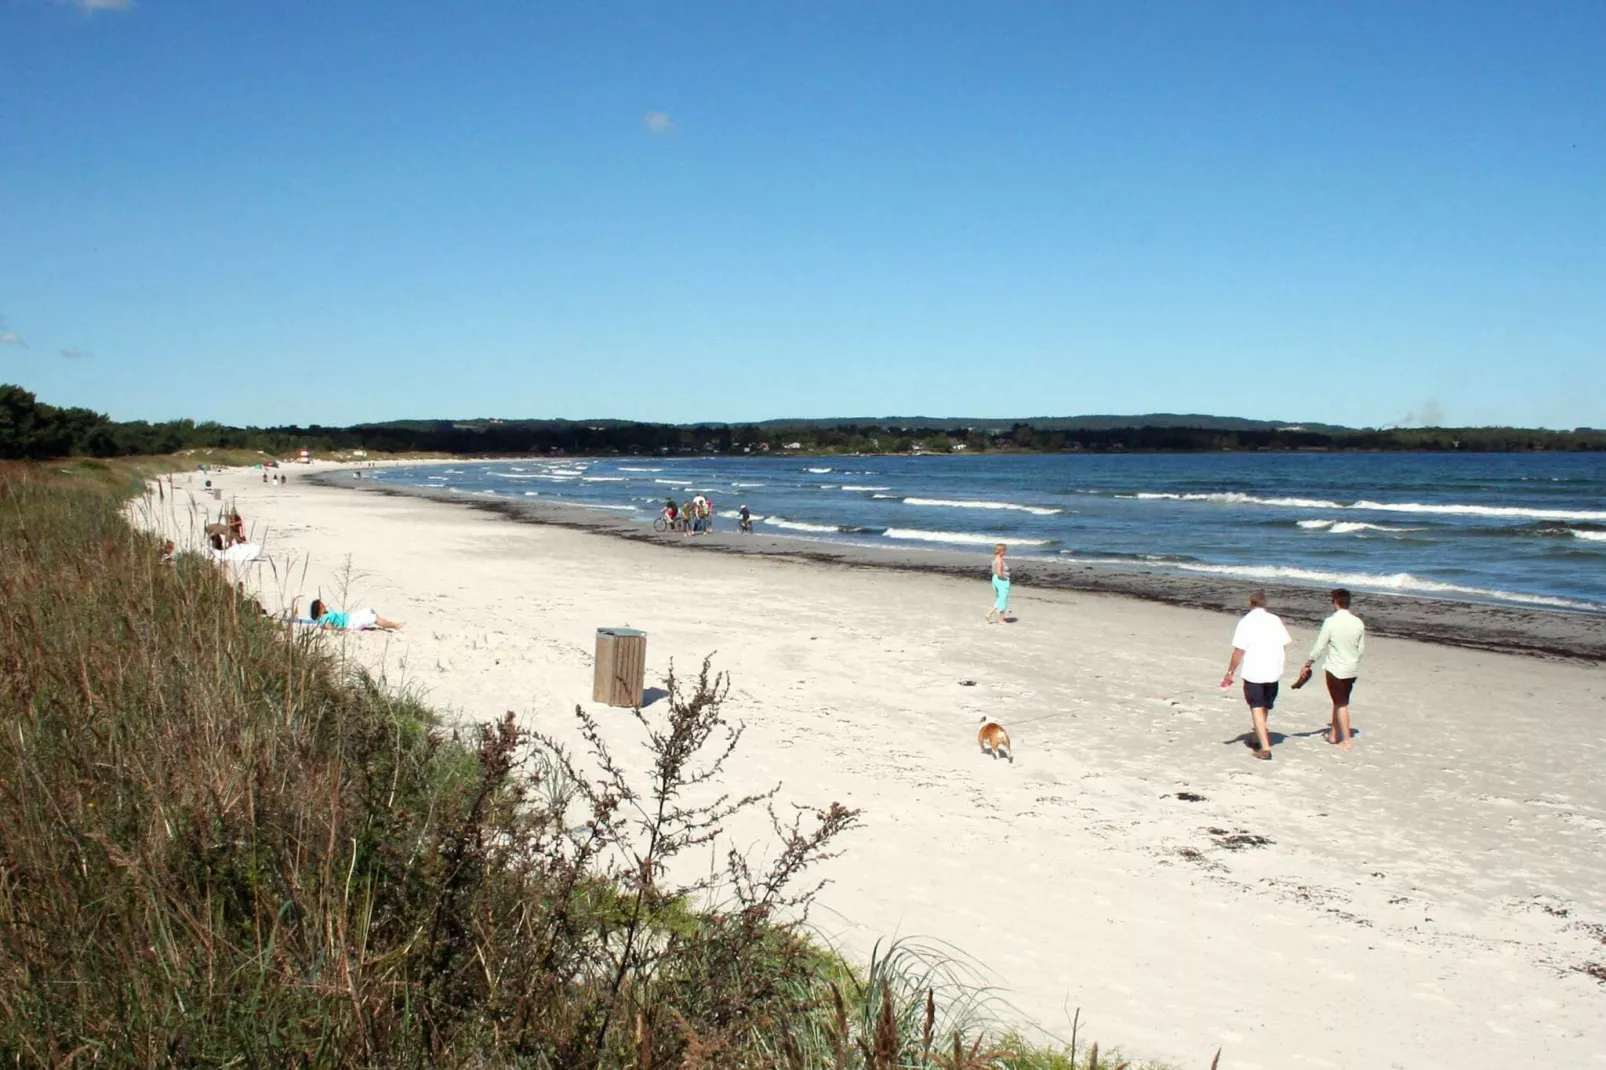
xmin=3 ymin=384 xmax=1601 ymax=460
xmin=752 ymin=413 xmax=1354 ymax=433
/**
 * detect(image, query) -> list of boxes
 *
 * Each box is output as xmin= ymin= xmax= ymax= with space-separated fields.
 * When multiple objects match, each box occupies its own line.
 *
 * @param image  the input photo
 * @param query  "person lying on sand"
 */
xmin=291 ymin=598 xmax=405 ymax=632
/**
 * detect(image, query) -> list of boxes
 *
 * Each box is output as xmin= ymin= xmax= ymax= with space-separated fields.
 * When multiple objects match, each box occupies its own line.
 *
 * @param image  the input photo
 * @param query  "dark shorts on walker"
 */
xmin=1325 ymin=672 xmax=1357 ymax=705
xmin=1243 ymin=680 xmax=1279 ymax=710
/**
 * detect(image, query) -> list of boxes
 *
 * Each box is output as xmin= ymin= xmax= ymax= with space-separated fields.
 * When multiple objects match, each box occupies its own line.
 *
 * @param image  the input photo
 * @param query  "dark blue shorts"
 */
xmin=1243 ymin=680 xmax=1280 ymax=710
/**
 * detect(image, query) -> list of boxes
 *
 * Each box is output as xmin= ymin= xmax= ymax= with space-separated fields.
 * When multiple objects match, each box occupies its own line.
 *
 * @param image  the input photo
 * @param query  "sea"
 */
xmin=370 ymin=453 xmax=1606 ymax=613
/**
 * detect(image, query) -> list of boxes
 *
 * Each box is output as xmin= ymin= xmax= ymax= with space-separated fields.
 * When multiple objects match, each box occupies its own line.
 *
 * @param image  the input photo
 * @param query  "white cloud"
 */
xmin=57 ymin=0 xmax=135 ymax=11
xmin=643 ymin=111 xmax=676 ymax=136
xmin=60 ymin=347 xmax=91 ymax=360
xmin=0 ymin=332 xmax=26 ymax=348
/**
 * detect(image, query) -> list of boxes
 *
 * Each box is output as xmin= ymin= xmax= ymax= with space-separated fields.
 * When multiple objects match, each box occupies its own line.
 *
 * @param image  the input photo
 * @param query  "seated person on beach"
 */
xmin=227 ymin=510 xmax=247 ymax=545
xmin=296 ymin=598 xmax=405 ymax=632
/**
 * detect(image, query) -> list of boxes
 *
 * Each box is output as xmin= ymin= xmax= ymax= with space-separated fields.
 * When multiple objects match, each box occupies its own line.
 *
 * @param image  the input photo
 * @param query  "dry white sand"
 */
xmin=137 ymin=461 xmax=1606 ymax=1069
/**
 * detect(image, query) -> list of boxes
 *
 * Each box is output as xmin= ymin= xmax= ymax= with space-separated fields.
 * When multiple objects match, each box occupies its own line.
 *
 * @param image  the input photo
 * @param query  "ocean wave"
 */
xmin=1572 ymin=529 xmax=1606 ymax=542
xmin=883 ymin=528 xmax=1054 ymax=547
xmin=806 ymin=467 xmax=834 ymax=474
xmin=1128 ymin=490 xmax=1606 ymax=523
xmin=1351 ymin=500 xmax=1606 ymax=522
xmin=582 ymin=476 xmax=626 ymax=482
xmin=1173 ymin=563 xmax=1602 ymax=611
xmin=730 ymin=482 xmax=766 ymax=488
xmin=618 ymin=466 xmax=662 ymax=472
xmin=842 ymin=485 xmax=892 ymax=492
xmin=1059 ymin=550 xmax=1200 ymax=564
xmin=1297 ymin=519 xmax=1420 ymax=534
xmin=1130 ymin=492 xmax=1345 ymax=509
xmin=872 ymin=493 xmax=900 ymax=499
xmin=575 ymin=503 xmax=638 ymax=513
xmin=762 ymin=517 xmax=840 ymax=533
xmin=902 ymin=497 xmax=1063 ymax=516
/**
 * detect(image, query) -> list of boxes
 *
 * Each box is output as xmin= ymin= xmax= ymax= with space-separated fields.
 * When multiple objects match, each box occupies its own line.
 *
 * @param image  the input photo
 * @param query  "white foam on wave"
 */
xmin=730 ymin=482 xmax=766 ymax=488
xmin=618 ymin=466 xmax=662 ymax=472
xmin=883 ymin=528 xmax=1054 ymax=547
xmin=902 ymin=496 xmax=1063 ymax=517
xmin=1352 ymin=500 xmax=1606 ymax=522
xmin=1174 ymin=562 xmax=1602 ymax=611
xmin=806 ymin=467 xmax=834 ymax=473
xmin=1132 ymin=492 xmax=1345 ymax=509
xmin=1297 ymin=519 xmax=1419 ymax=534
xmin=842 ymin=485 xmax=892 ymax=492
xmin=582 ymin=476 xmax=626 ymax=482
xmin=763 ymin=517 xmax=839 ymax=533
xmin=1131 ymin=490 xmax=1606 ymax=523
xmin=872 ymin=493 xmax=900 ymax=499
xmin=1572 ymin=529 xmax=1606 ymax=542
xmin=576 ymin=503 xmax=638 ymax=513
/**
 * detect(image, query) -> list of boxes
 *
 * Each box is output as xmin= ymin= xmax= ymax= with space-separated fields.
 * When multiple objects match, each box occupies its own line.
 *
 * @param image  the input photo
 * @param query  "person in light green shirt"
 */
xmin=1303 ymin=588 xmax=1366 ymax=750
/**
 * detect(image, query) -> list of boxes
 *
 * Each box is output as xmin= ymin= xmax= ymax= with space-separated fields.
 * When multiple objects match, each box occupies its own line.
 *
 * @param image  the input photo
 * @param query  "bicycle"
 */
xmin=653 ymin=513 xmax=673 ymax=533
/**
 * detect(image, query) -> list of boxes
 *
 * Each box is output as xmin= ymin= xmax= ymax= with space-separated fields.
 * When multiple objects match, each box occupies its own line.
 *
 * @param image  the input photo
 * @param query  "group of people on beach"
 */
xmin=661 ymin=496 xmax=755 ymax=536
xmin=984 ymin=543 xmax=1365 ymax=758
xmin=204 ymin=509 xmax=249 ymax=551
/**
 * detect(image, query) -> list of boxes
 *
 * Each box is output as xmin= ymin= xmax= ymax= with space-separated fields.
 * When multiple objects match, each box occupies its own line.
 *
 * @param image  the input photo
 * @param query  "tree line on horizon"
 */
xmin=3 ymin=383 xmax=1603 ymax=461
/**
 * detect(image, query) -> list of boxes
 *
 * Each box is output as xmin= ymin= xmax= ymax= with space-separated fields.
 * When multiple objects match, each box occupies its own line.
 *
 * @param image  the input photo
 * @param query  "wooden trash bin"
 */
xmin=593 ymin=628 xmax=647 ymax=708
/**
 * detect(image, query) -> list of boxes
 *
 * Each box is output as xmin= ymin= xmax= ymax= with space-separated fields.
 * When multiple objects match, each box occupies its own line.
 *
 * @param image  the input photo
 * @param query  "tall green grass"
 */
xmin=0 ymin=461 xmax=1201 ymax=1068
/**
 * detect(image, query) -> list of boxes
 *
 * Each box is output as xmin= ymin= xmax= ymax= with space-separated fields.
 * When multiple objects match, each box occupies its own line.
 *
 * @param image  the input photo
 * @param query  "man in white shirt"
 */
xmin=1303 ymin=587 xmax=1366 ymax=750
xmin=1221 ymin=589 xmax=1293 ymax=760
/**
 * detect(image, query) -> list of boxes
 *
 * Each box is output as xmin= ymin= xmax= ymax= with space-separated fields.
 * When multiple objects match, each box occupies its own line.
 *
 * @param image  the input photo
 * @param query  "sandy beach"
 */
xmin=137 ymin=461 xmax=1606 ymax=1070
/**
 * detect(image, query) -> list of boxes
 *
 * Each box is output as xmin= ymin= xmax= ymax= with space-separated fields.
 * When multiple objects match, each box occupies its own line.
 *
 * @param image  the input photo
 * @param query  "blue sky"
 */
xmin=2 ymin=1 xmax=1602 ymax=429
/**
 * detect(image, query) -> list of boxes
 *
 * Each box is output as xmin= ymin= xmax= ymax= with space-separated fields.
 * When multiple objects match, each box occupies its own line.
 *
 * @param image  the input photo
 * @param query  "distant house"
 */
xmin=783 ymin=441 xmax=802 ymax=450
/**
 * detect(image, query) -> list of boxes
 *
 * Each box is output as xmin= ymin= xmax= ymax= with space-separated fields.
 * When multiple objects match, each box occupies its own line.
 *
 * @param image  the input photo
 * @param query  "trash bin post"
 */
xmin=593 ymin=628 xmax=647 ymax=708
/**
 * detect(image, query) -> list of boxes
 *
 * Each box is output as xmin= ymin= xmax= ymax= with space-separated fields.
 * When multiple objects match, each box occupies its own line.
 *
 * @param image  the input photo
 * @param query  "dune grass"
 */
xmin=0 ymin=460 xmax=1202 ymax=1068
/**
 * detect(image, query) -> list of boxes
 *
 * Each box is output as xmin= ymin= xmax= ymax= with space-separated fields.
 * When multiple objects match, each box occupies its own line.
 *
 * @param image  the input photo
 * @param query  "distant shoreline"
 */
xmin=315 ymin=470 xmax=1606 ymax=662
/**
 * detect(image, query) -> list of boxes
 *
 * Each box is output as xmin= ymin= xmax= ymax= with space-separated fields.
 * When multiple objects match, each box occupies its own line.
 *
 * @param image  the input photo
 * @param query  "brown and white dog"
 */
xmin=977 ymin=717 xmax=1013 ymax=763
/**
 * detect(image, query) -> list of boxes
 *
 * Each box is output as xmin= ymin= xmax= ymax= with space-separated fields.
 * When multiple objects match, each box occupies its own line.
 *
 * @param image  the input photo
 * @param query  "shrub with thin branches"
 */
xmin=0 ymin=462 xmax=1208 ymax=1069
